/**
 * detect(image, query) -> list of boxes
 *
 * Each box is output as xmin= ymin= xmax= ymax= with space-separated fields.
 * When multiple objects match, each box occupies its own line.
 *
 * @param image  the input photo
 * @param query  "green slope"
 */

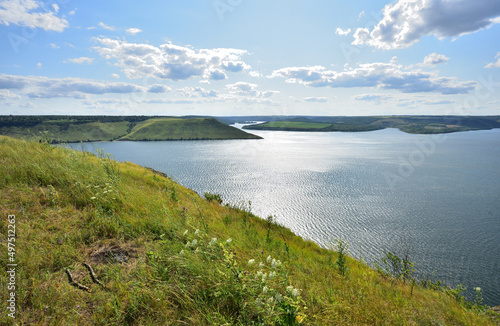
xmin=120 ymin=117 xmax=262 ymax=141
xmin=0 ymin=116 xmax=261 ymax=143
xmin=0 ymin=136 xmax=497 ymax=325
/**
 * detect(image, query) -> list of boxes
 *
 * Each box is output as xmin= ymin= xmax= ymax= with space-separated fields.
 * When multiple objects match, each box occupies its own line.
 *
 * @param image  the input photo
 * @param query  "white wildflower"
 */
xmin=226 ymin=238 xmax=232 ymax=244
xmin=185 ymin=241 xmax=191 ymax=248
xmin=267 ymin=297 xmax=275 ymax=304
xmin=194 ymin=229 xmax=200 ymax=236
xmin=292 ymin=288 xmax=300 ymax=297
xmin=191 ymin=239 xmax=198 ymax=247
xmin=195 ymin=247 xmax=200 ymax=254
xmin=208 ymin=238 xmax=217 ymax=247
xmin=475 ymin=287 xmax=481 ymax=292
xmin=262 ymin=285 xmax=269 ymax=295
xmin=262 ymin=273 xmax=267 ymax=282
xmin=248 ymin=259 xmax=255 ymax=266
xmin=256 ymin=271 xmax=263 ymax=278
xmin=267 ymin=255 xmax=272 ymax=264
xmin=269 ymin=271 xmax=276 ymax=279
xmin=183 ymin=230 xmax=188 ymax=236
xmin=286 ymin=285 xmax=294 ymax=294
xmin=275 ymin=293 xmax=283 ymax=302
xmin=259 ymin=262 xmax=265 ymax=269
xmin=179 ymin=250 xmax=184 ymax=256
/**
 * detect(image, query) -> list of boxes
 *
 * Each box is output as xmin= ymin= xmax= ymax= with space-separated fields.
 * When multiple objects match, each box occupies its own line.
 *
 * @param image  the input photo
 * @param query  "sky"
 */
xmin=1 ymin=0 xmax=500 ymax=116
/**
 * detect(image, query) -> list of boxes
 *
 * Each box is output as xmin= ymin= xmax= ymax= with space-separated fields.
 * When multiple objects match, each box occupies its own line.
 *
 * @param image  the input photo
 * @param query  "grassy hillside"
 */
xmin=120 ymin=118 xmax=262 ymax=141
xmin=243 ymin=116 xmax=500 ymax=134
xmin=0 ymin=136 xmax=498 ymax=325
xmin=0 ymin=116 xmax=261 ymax=143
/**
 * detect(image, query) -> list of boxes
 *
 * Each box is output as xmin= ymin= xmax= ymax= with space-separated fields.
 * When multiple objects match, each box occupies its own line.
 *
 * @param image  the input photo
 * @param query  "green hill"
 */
xmin=0 ymin=116 xmax=261 ymax=143
xmin=120 ymin=118 xmax=262 ymax=141
xmin=0 ymin=136 xmax=497 ymax=325
xmin=243 ymin=116 xmax=500 ymax=134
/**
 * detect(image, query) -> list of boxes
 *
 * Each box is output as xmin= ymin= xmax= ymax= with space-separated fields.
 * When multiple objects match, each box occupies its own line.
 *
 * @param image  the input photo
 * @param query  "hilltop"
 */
xmin=0 ymin=116 xmax=261 ymax=143
xmin=0 ymin=136 xmax=498 ymax=325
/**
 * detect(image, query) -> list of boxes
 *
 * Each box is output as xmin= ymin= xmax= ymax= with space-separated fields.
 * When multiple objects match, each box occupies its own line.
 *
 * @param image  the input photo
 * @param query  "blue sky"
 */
xmin=1 ymin=0 xmax=500 ymax=116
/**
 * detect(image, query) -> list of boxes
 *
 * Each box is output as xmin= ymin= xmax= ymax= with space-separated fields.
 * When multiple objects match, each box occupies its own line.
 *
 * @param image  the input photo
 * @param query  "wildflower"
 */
xmin=256 ymin=271 xmax=263 ymax=278
xmin=255 ymin=298 xmax=262 ymax=306
xmin=286 ymin=285 xmax=294 ymax=294
xmin=269 ymin=271 xmax=276 ymax=279
xmin=185 ymin=241 xmax=191 ymax=248
xmin=90 ymin=197 xmax=96 ymax=200
xmin=261 ymin=273 xmax=267 ymax=282
xmin=208 ymin=238 xmax=217 ymax=247
xmin=292 ymin=288 xmax=300 ymax=297
xmin=267 ymin=255 xmax=272 ymax=264
xmin=194 ymin=229 xmax=200 ymax=236
xmin=267 ymin=297 xmax=275 ymax=304
xmin=295 ymin=315 xmax=304 ymax=324
xmin=262 ymin=285 xmax=269 ymax=295
xmin=271 ymin=258 xmax=277 ymax=268
xmin=225 ymin=238 xmax=232 ymax=244
xmin=191 ymin=239 xmax=198 ymax=247
xmin=275 ymin=293 xmax=283 ymax=302
xmin=195 ymin=247 xmax=200 ymax=254
xmin=179 ymin=250 xmax=184 ymax=256
xmin=248 ymin=259 xmax=255 ymax=266
xmin=103 ymin=191 xmax=108 ymax=194
xmin=259 ymin=262 xmax=265 ymax=269
xmin=183 ymin=230 xmax=188 ymax=236
xmin=475 ymin=287 xmax=481 ymax=292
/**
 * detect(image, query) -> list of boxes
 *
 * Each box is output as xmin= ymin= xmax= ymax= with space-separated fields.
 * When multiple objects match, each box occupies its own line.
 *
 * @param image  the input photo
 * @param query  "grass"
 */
xmin=243 ymin=116 xmax=500 ymax=134
xmin=0 ymin=135 xmax=498 ymax=325
xmin=0 ymin=117 xmax=261 ymax=143
xmin=120 ymin=118 xmax=262 ymax=141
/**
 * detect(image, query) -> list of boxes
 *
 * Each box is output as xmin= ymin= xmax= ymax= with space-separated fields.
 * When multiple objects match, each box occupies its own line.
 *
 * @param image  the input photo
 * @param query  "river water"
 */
xmin=67 ymin=127 xmax=500 ymax=305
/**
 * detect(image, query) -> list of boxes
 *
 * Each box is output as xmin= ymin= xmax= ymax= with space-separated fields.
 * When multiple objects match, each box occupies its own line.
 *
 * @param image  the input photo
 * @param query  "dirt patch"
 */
xmin=87 ymin=241 xmax=139 ymax=265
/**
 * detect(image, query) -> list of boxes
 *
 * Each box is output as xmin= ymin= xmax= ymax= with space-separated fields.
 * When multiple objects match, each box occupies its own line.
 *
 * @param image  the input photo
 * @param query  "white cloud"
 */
xmin=335 ymin=28 xmax=351 ymax=36
xmin=178 ymin=86 xmax=218 ymax=98
xmin=36 ymin=62 xmax=42 ymax=68
xmin=69 ymin=9 xmax=76 ymax=15
xmin=126 ymin=27 xmax=142 ymax=35
xmin=485 ymin=52 xmax=500 ymax=68
xmin=93 ymin=38 xmax=251 ymax=81
xmin=67 ymin=57 xmax=94 ymax=64
xmin=49 ymin=43 xmax=59 ymax=49
xmin=423 ymin=53 xmax=449 ymax=66
xmin=270 ymin=60 xmax=476 ymax=95
xmin=354 ymin=94 xmax=392 ymax=104
xmin=226 ymin=81 xmax=279 ymax=98
xmin=0 ymin=0 xmax=68 ymax=31
xmin=0 ymin=74 xmax=165 ymax=98
xmin=292 ymin=96 xmax=330 ymax=103
xmin=249 ymin=70 xmax=262 ymax=78
xmin=111 ymin=73 xmax=120 ymax=79
xmin=147 ymin=84 xmax=171 ymax=93
xmin=99 ymin=22 xmax=115 ymax=31
xmin=0 ymin=89 xmax=21 ymax=100
xmin=352 ymin=0 xmax=500 ymax=50
xmin=51 ymin=4 xmax=58 ymax=13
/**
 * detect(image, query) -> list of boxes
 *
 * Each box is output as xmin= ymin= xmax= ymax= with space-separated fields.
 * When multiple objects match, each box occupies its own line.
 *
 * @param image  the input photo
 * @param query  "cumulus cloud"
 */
xmin=423 ymin=53 xmax=449 ymax=66
xmin=0 ymin=0 xmax=68 ymax=31
xmin=126 ymin=27 xmax=142 ymax=35
xmin=93 ymin=38 xmax=251 ymax=81
xmin=67 ymin=57 xmax=95 ymax=64
xmin=335 ymin=28 xmax=352 ymax=36
xmin=0 ymin=74 xmax=169 ymax=98
xmin=485 ymin=52 xmax=500 ymax=68
xmin=352 ymin=0 xmax=500 ymax=50
xmin=270 ymin=60 xmax=475 ymax=95
xmin=0 ymin=89 xmax=21 ymax=100
xmin=147 ymin=84 xmax=171 ymax=93
xmin=178 ymin=86 xmax=218 ymax=98
xmin=226 ymin=82 xmax=279 ymax=98
xmin=354 ymin=94 xmax=393 ymax=105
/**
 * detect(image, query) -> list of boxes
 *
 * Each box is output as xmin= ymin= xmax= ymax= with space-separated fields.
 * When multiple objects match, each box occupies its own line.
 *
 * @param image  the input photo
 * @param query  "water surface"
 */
xmin=68 ymin=127 xmax=500 ymax=305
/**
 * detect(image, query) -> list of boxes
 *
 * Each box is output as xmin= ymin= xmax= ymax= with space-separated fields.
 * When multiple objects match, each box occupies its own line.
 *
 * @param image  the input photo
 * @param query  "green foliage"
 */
xmin=332 ymin=238 xmax=350 ymax=276
xmin=204 ymin=192 xmax=223 ymax=204
xmin=378 ymin=251 xmax=414 ymax=283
